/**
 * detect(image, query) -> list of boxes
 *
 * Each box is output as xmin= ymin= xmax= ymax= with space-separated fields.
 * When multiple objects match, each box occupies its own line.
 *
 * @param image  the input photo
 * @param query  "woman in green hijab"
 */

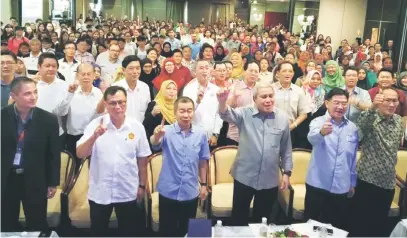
xmin=395 ymin=72 xmax=407 ymax=96
xmin=323 ymin=60 xmax=345 ymax=93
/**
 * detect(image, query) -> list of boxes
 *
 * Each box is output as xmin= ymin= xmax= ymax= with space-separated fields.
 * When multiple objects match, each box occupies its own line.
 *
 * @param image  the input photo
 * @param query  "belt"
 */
xmin=11 ymin=168 xmax=24 ymax=174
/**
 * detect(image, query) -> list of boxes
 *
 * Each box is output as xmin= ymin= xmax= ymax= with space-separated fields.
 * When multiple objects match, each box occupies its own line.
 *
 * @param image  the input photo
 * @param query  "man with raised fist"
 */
xmin=150 ymin=96 xmax=210 ymax=237
xmin=217 ymin=80 xmax=292 ymax=226
xmin=76 ymin=86 xmax=151 ymax=237
xmin=305 ymin=87 xmax=359 ymax=230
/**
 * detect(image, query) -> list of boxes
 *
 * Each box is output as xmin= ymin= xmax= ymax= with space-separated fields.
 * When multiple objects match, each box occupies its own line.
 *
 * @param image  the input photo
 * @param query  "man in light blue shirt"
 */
xmin=188 ymin=33 xmax=201 ymax=61
xmin=150 ymin=96 xmax=209 ymax=237
xmin=305 ymin=87 xmax=358 ymax=230
xmin=165 ymin=29 xmax=181 ymax=51
xmin=342 ymin=66 xmax=372 ymax=123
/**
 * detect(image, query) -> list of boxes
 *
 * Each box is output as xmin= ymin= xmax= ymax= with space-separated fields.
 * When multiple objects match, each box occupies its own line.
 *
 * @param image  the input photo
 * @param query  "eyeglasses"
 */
xmin=345 ymin=74 xmax=358 ymax=77
xmin=107 ymin=100 xmax=127 ymax=107
xmin=330 ymin=101 xmax=348 ymax=107
xmin=383 ymin=99 xmax=399 ymax=105
xmin=1 ymin=61 xmax=16 ymax=66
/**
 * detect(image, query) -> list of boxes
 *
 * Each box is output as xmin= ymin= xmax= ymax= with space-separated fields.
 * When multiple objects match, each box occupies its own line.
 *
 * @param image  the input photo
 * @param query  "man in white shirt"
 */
xmin=183 ymin=60 xmax=223 ymax=148
xmin=66 ymin=63 xmax=103 ymax=162
xmin=107 ymin=56 xmax=151 ymax=122
xmin=77 ymin=86 xmax=151 ymax=237
xmin=96 ymin=44 xmax=122 ymax=84
xmin=23 ymin=39 xmax=42 ymax=77
xmin=35 ymin=52 xmax=78 ymax=145
xmin=58 ymin=41 xmax=79 ymax=84
xmin=200 ymin=30 xmax=215 ymax=47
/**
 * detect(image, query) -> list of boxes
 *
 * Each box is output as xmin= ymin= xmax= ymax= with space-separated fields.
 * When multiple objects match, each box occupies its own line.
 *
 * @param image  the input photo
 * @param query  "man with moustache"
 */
xmin=305 ymin=87 xmax=358 ymax=229
xmin=217 ymin=80 xmax=292 ymax=226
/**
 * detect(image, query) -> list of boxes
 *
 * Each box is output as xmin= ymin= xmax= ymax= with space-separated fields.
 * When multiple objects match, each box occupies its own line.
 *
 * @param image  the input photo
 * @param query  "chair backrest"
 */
xmin=60 ymin=151 xmax=75 ymax=190
xmin=147 ymin=153 xmax=163 ymax=193
xmin=290 ymin=149 xmax=312 ymax=185
xmin=397 ymin=150 xmax=407 ymax=180
xmin=68 ymin=159 xmax=89 ymax=213
xmin=211 ymin=146 xmax=238 ymax=184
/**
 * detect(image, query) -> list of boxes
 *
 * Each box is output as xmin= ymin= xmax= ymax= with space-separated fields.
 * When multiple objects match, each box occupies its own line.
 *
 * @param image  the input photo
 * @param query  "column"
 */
xmin=288 ymin=0 xmax=296 ymax=32
xmin=317 ymin=0 xmax=367 ymax=51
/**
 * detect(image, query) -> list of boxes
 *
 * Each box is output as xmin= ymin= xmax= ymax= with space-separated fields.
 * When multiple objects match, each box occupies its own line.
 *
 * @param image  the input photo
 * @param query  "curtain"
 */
xmin=166 ymin=0 xmax=185 ymax=23
xmin=211 ymin=4 xmax=227 ymax=24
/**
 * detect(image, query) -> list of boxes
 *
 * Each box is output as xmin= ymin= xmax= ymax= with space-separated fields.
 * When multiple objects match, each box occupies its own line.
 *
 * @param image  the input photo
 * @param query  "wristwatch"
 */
xmin=212 ymin=133 xmax=219 ymax=138
xmin=283 ymin=171 xmax=292 ymax=177
xmin=139 ymin=185 xmax=146 ymax=190
xmin=200 ymin=182 xmax=207 ymax=187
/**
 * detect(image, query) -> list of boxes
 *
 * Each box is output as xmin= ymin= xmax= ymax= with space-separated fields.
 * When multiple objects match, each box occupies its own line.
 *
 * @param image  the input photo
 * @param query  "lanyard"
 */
xmin=18 ymin=130 xmax=25 ymax=143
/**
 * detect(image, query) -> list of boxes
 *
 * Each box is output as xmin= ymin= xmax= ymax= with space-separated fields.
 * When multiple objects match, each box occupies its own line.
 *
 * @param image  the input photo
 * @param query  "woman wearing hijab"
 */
xmin=230 ymin=52 xmax=244 ymax=80
xmin=395 ymin=72 xmax=407 ymax=96
xmin=143 ymin=80 xmax=177 ymax=150
xmin=240 ymin=44 xmax=252 ymax=63
xmin=373 ymin=53 xmax=383 ymax=72
xmin=356 ymin=67 xmax=376 ymax=90
xmin=161 ymin=42 xmax=174 ymax=58
xmin=152 ymin=57 xmax=188 ymax=93
xmin=296 ymin=60 xmax=317 ymax=87
xmin=214 ymin=45 xmax=226 ymax=61
xmin=323 ymin=60 xmax=345 ymax=93
xmin=140 ymin=58 xmax=157 ymax=100
xmin=303 ymin=70 xmax=325 ymax=115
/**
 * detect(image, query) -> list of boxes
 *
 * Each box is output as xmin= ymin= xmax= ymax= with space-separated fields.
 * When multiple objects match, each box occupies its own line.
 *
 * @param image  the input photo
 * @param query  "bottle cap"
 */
xmin=217 ymin=220 xmax=222 ymax=225
xmin=262 ymin=217 xmax=267 ymax=223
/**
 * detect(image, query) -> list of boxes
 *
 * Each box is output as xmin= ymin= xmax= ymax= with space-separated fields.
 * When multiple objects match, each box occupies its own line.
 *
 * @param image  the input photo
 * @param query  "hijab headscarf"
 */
xmin=396 ymin=72 xmax=407 ymax=91
xmin=161 ymin=42 xmax=173 ymax=58
xmin=140 ymin=58 xmax=156 ymax=100
xmin=154 ymin=80 xmax=177 ymax=124
xmin=152 ymin=57 xmax=184 ymax=90
xmin=304 ymin=70 xmax=323 ymax=98
xmin=214 ymin=45 xmax=226 ymax=61
xmin=373 ymin=53 xmax=383 ymax=72
xmin=230 ymin=52 xmax=244 ymax=79
xmin=323 ymin=60 xmax=345 ymax=91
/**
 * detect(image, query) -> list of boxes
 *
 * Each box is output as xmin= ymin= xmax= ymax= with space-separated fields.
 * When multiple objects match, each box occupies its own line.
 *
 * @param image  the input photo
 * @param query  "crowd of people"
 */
xmin=1 ymin=14 xmax=407 ymax=237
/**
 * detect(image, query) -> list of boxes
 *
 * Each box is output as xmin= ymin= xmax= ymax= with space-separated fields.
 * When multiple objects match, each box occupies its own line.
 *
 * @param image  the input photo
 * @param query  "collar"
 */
xmin=78 ymin=86 xmax=95 ymax=95
xmin=104 ymin=114 xmax=130 ymax=131
xmin=1 ymin=78 xmax=13 ymax=86
xmin=122 ymin=79 xmax=140 ymax=91
xmin=251 ymin=106 xmax=275 ymax=117
xmin=174 ymin=122 xmax=194 ymax=133
xmin=342 ymin=86 xmax=359 ymax=95
xmin=63 ymin=57 xmax=78 ymax=64
xmin=30 ymin=52 xmax=41 ymax=58
xmin=38 ymin=77 xmax=58 ymax=85
xmin=324 ymin=111 xmax=349 ymax=126
xmin=275 ymin=82 xmax=292 ymax=90
xmin=14 ymin=104 xmax=34 ymax=123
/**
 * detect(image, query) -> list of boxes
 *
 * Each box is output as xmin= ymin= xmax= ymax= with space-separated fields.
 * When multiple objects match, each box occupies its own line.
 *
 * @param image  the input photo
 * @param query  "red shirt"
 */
xmin=8 ymin=37 xmax=29 ymax=54
xmin=368 ymin=86 xmax=407 ymax=116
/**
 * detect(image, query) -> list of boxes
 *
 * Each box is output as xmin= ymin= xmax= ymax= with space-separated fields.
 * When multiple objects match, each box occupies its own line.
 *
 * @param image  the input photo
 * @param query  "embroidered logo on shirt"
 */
xmin=128 ymin=132 xmax=135 ymax=140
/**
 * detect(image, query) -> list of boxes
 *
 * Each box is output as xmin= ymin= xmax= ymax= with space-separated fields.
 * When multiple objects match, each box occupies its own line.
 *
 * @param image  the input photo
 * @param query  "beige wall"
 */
xmin=317 ymin=0 xmax=367 ymax=52
xmin=1 ymin=0 xmax=12 ymax=23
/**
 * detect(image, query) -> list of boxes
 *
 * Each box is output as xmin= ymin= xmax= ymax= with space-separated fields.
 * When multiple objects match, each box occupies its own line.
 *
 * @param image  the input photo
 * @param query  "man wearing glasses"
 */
xmin=1 ymin=50 xmax=17 ymax=108
xmin=305 ymin=87 xmax=359 ymax=230
xmin=350 ymin=70 xmax=404 ymax=237
xmin=77 ymin=85 xmax=151 ymax=237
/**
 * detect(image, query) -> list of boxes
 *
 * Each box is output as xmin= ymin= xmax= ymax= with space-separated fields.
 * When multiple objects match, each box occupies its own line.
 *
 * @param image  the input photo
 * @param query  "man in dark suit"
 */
xmin=1 ymin=77 xmax=60 ymax=232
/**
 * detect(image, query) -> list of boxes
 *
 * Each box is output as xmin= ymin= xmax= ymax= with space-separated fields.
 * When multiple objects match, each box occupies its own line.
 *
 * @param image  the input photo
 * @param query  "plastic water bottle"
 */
xmin=214 ymin=220 xmax=223 ymax=237
xmin=259 ymin=217 xmax=268 ymax=237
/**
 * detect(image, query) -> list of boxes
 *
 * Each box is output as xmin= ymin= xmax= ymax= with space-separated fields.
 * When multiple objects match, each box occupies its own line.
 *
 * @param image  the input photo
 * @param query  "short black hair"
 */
xmin=214 ymin=61 xmax=226 ymax=69
xmin=117 ymin=37 xmax=125 ymax=43
xmin=122 ymin=55 xmax=141 ymax=68
xmin=64 ymin=40 xmax=76 ymax=49
xmin=223 ymin=60 xmax=233 ymax=66
xmin=382 ymin=57 xmax=392 ymax=63
xmin=172 ymin=49 xmax=182 ymax=56
xmin=136 ymin=36 xmax=146 ymax=42
xmin=104 ymin=86 xmax=127 ymax=101
xmin=244 ymin=61 xmax=260 ymax=71
xmin=10 ymin=76 xmax=36 ymax=94
xmin=343 ymin=66 xmax=358 ymax=76
xmin=41 ymin=37 xmax=52 ymax=44
xmin=181 ymin=45 xmax=191 ymax=51
xmin=147 ymin=48 xmax=158 ymax=55
xmin=1 ymin=50 xmax=17 ymax=62
xmin=174 ymin=96 xmax=195 ymax=111
xmin=76 ymin=37 xmax=88 ymax=45
xmin=151 ymin=35 xmax=159 ymax=39
xmin=325 ymin=87 xmax=349 ymax=100
xmin=38 ymin=52 xmax=58 ymax=68
xmin=107 ymin=37 xmax=118 ymax=45
xmin=275 ymin=61 xmax=293 ymax=72
xmin=377 ymin=68 xmax=394 ymax=78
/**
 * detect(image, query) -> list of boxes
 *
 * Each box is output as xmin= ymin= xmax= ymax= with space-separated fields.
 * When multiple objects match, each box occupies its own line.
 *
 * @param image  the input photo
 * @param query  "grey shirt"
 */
xmin=219 ymin=106 xmax=293 ymax=190
xmin=343 ymin=86 xmax=372 ymax=123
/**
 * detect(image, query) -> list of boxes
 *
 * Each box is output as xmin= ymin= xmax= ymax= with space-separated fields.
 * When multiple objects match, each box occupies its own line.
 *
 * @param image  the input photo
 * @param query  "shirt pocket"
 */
xmin=267 ymin=127 xmax=283 ymax=149
xmin=345 ymin=134 xmax=358 ymax=154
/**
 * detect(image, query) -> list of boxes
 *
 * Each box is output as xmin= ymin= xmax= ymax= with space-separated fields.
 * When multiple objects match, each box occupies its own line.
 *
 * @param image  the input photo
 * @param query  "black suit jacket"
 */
xmin=1 ymin=105 xmax=60 ymax=202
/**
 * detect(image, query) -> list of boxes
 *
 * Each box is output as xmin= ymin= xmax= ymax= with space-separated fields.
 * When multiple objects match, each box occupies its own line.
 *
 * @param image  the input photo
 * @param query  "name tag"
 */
xmin=13 ymin=151 xmax=21 ymax=166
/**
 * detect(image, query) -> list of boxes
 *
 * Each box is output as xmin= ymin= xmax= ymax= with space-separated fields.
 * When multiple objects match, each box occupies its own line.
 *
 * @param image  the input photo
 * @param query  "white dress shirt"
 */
xmin=96 ymin=53 xmax=123 ymax=84
xmin=182 ymin=79 xmax=223 ymax=138
xmin=124 ymin=42 xmax=137 ymax=55
xmin=58 ymin=58 xmax=80 ymax=84
xmin=200 ymin=37 xmax=215 ymax=47
xmin=67 ymin=86 xmax=103 ymax=135
xmin=36 ymin=78 xmax=74 ymax=135
xmin=23 ymin=52 xmax=41 ymax=77
xmin=77 ymin=114 xmax=152 ymax=205
xmin=112 ymin=79 xmax=151 ymax=123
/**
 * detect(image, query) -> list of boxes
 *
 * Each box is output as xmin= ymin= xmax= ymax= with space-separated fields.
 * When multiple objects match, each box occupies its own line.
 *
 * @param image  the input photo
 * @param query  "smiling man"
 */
xmin=305 ymin=87 xmax=358 ymax=230
xmin=218 ymin=80 xmax=292 ymax=226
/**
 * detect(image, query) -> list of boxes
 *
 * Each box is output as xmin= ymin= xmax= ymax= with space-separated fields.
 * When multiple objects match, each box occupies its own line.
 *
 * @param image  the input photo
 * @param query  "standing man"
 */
xmin=96 ymin=43 xmax=122 ymax=83
xmin=58 ymin=41 xmax=80 ymax=84
xmin=1 ymin=77 xmax=60 ymax=231
xmin=305 ymin=87 xmax=358 ymax=229
xmin=77 ymin=86 xmax=151 ymax=237
xmin=24 ymin=39 xmax=42 ymax=77
xmin=217 ymin=81 xmax=292 ymax=226
xmin=183 ymin=60 xmax=223 ymax=148
xmin=350 ymin=88 xmax=404 ymax=237
xmin=342 ymin=67 xmax=372 ymax=123
xmin=1 ymin=50 xmax=16 ymax=108
xmin=150 ymin=96 xmax=210 ymax=237
xmin=165 ymin=29 xmax=181 ymax=50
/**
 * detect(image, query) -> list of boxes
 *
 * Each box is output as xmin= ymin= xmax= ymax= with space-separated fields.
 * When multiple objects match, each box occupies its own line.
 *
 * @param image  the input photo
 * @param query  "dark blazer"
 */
xmin=143 ymin=101 xmax=170 ymax=151
xmin=1 ymin=105 xmax=60 ymax=202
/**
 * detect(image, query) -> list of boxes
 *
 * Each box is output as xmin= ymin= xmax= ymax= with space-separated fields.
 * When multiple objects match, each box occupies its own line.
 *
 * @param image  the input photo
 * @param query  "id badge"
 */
xmin=13 ymin=152 xmax=21 ymax=166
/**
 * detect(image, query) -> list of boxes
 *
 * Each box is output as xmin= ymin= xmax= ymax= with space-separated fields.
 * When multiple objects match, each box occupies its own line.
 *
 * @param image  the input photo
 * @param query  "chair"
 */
xmin=278 ymin=149 xmax=312 ymax=221
xmin=393 ymin=150 xmax=407 ymax=218
xmin=396 ymin=150 xmax=407 ymax=184
xmin=19 ymin=150 xmax=76 ymax=228
xmin=66 ymin=158 xmax=117 ymax=228
xmin=145 ymin=153 xmax=163 ymax=232
xmin=207 ymin=146 xmax=247 ymax=219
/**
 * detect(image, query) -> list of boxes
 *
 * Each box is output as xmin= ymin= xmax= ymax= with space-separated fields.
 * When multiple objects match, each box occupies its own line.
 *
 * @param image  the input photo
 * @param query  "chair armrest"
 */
xmin=396 ymin=174 xmax=405 ymax=184
xmin=61 ymin=150 xmax=77 ymax=194
xmin=64 ymin=158 xmax=88 ymax=195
